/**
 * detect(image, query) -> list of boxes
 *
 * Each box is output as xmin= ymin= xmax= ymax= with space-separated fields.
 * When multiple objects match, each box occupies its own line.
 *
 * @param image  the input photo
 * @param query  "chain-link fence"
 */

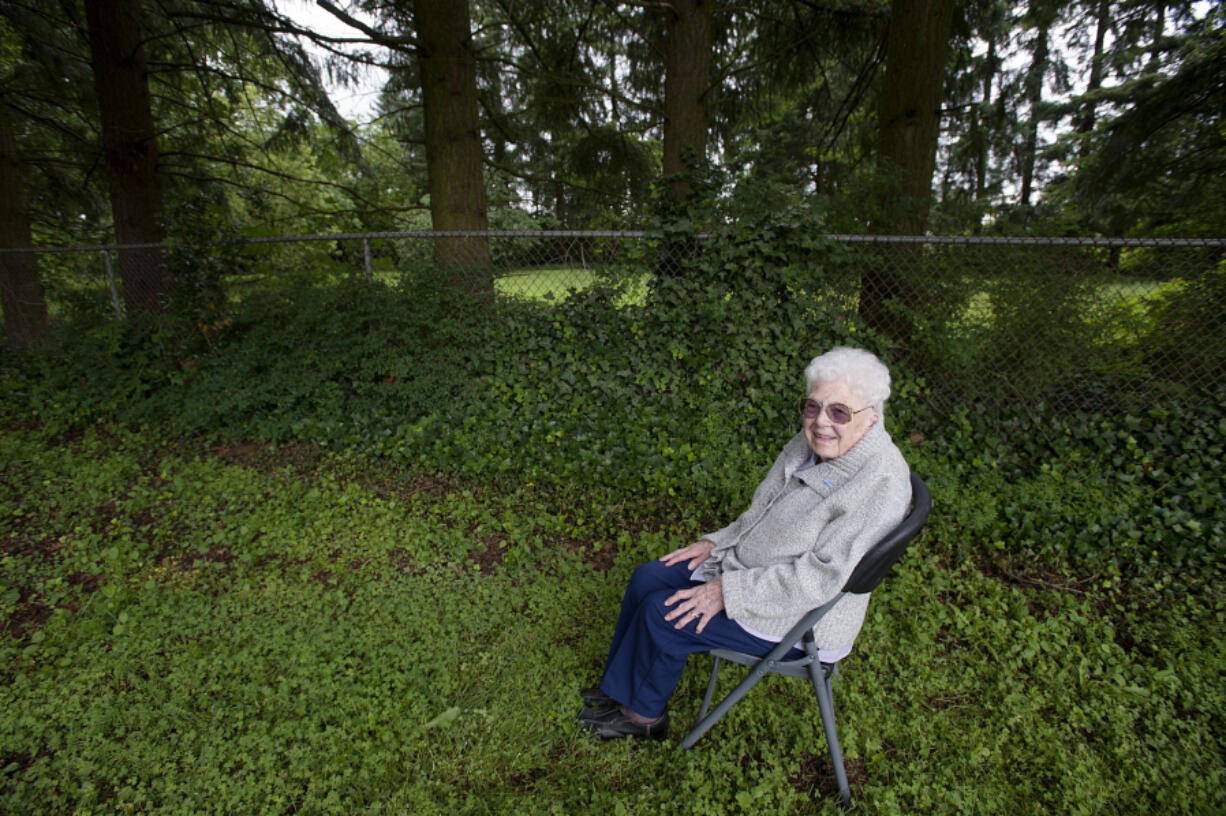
xmin=3 ymin=231 xmax=1224 ymax=418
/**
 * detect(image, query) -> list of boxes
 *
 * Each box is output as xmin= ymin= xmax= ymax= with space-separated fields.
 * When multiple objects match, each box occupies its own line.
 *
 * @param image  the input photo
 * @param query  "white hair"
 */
xmin=803 ymin=347 xmax=892 ymax=413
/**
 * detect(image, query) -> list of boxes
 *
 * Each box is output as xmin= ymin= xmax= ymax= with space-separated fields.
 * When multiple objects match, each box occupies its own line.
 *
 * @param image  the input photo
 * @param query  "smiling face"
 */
xmin=802 ymin=379 xmax=878 ymax=460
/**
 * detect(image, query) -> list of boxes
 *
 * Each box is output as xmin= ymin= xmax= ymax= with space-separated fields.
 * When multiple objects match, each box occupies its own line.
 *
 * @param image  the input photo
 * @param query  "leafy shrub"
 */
xmin=5 ymin=279 xmax=489 ymax=446
xmin=1141 ymin=260 xmax=1226 ymax=389
xmin=908 ymin=394 xmax=1226 ymax=589
xmin=4 ymin=213 xmax=1222 ymax=586
xmin=154 ymin=280 xmax=490 ymax=443
xmin=385 ymin=199 xmax=882 ymax=518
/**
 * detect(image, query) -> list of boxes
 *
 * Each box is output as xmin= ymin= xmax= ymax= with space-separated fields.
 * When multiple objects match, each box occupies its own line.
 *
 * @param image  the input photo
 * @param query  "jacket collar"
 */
xmin=786 ymin=420 xmax=891 ymax=496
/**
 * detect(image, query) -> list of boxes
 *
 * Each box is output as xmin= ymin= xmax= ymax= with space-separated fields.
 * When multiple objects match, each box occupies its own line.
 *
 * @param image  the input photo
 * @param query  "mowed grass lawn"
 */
xmin=496 ymin=265 xmax=600 ymax=300
xmin=36 ymin=249 xmax=1175 ymax=329
xmin=497 ymin=266 xmax=651 ymax=306
xmin=2 ymin=423 xmax=1222 ymax=814
xmin=952 ymin=277 xmax=1176 ymax=333
xmin=494 ymin=264 xmax=1182 ymax=340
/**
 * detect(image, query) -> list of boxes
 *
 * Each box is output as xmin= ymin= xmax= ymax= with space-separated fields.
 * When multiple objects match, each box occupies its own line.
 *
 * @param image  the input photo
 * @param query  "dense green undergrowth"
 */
xmin=1 ymin=219 xmax=1223 ymax=812
xmin=9 ymin=250 xmax=1223 ymax=590
xmin=0 ymin=423 xmax=1222 ymax=814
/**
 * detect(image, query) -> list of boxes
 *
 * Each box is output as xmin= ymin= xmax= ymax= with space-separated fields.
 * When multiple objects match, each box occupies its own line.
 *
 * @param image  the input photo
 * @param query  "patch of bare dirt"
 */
xmin=46 ymin=425 xmax=87 ymax=447
xmin=210 ymin=441 xmax=321 ymax=472
xmin=789 ymin=750 xmax=867 ymax=802
xmin=387 ymin=547 xmax=423 ymax=575
xmin=154 ymin=546 xmax=236 ymax=579
xmin=0 ymin=746 xmax=54 ymax=777
xmin=472 ymin=536 xmax=508 ymax=575
xmin=3 ymin=590 xmax=52 ymax=639
xmin=1 ymin=417 xmax=43 ymax=434
xmin=556 ymin=538 xmax=618 ymax=572
xmin=0 ymin=534 xmax=60 ymax=561
xmin=66 ymin=572 xmax=104 ymax=593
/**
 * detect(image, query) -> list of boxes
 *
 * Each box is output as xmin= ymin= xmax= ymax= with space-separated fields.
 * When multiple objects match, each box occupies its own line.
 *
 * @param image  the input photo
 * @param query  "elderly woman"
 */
xmin=580 ymin=346 xmax=912 ymax=739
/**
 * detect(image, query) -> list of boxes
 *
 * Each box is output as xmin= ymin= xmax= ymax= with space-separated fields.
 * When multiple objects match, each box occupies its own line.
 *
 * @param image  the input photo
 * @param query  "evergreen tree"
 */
xmin=84 ymin=0 xmax=171 ymax=313
xmin=0 ymin=96 xmax=48 ymax=349
xmin=1048 ymin=11 xmax=1225 ymax=236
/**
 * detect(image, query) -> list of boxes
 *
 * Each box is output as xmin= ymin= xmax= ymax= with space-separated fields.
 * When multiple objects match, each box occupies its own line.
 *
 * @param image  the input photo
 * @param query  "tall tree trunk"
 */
xmin=874 ymin=0 xmax=955 ymax=234
xmin=84 ymin=0 xmax=170 ymax=314
xmin=414 ymin=0 xmax=492 ymax=291
xmin=862 ymin=0 xmax=954 ymax=340
xmin=0 ymin=99 xmax=50 ymax=350
xmin=1076 ymin=0 xmax=1110 ymax=137
xmin=1019 ymin=20 xmax=1050 ymax=207
xmin=975 ymin=34 xmax=997 ymax=201
xmin=661 ymin=0 xmax=713 ymax=206
xmin=652 ymin=0 xmax=714 ymax=288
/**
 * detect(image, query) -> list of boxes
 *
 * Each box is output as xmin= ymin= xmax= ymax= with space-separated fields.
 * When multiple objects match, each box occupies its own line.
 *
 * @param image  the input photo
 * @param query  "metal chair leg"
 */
xmin=680 ymin=663 xmax=770 ymax=749
xmin=698 ymin=656 xmax=722 ymax=719
xmin=811 ymin=661 xmax=851 ymax=808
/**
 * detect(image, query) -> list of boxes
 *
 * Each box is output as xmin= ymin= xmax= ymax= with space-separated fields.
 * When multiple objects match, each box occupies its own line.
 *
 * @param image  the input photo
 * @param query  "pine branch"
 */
xmin=314 ymin=0 xmax=419 ymax=51
xmin=160 ymin=150 xmax=377 ymax=208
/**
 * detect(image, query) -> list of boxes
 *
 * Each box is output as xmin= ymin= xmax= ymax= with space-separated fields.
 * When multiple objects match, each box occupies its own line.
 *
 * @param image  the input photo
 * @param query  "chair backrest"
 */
xmin=842 ymin=472 xmax=931 ymax=595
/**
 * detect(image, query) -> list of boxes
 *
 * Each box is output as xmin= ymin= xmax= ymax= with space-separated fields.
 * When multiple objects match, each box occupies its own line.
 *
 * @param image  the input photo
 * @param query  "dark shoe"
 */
xmin=580 ymin=687 xmax=615 ymax=707
xmin=579 ymin=700 xmax=619 ymax=720
xmin=580 ymin=706 xmax=669 ymax=740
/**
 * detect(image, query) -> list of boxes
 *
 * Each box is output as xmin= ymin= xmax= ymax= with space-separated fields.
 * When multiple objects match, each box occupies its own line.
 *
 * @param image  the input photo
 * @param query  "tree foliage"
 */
xmin=0 ymin=0 xmax=1221 ymax=313
xmin=1046 ymin=10 xmax=1226 ymax=236
xmin=0 ymin=0 xmax=374 ymax=248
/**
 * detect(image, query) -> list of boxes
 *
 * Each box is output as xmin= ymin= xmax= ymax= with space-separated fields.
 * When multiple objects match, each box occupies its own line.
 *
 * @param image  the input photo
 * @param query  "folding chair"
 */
xmin=679 ymin=472 xmax=931 ymax=808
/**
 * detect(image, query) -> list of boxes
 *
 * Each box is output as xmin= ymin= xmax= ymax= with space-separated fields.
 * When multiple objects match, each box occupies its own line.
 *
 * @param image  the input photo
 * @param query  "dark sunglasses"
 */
xmin=797 ymin=398 xmax=871 ymax=425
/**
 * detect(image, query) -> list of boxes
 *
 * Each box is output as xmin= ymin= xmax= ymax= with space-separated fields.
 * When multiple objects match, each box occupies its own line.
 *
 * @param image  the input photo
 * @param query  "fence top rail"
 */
xmin=3 ymin=231 xmax=1225 ymax=254
xmin=822 ymin=234 xmax=1226 ymax=247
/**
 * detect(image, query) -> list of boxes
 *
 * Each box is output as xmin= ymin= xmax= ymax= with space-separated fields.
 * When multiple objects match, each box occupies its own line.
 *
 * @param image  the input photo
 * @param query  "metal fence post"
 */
xmin=363 ymin=238 xmax=372 ymax=283
xmin=102 ymin=249 xmax=123 ymax=319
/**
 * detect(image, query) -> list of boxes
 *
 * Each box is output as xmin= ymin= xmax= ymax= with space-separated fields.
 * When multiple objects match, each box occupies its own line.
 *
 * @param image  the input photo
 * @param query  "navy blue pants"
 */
xmin=598 ymin=559 xmax=802 ymax=719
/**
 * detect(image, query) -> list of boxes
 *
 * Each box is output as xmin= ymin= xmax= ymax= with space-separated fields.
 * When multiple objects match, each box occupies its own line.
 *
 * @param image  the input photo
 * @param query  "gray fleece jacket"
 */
xmin=702 ymin=420 xmax=911 ymax=649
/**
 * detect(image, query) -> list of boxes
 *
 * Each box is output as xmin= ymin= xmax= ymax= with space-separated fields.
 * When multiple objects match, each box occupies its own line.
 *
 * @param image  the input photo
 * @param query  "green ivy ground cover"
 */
xmin=3 ymin=212 xmax=1224 ymax=812
xmin=2 ymin=423 xmax=1223 ymax=815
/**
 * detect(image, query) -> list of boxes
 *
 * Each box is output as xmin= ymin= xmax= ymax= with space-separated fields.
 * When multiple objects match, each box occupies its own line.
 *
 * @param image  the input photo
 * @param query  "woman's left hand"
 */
xmin=663 ymin=578 xmax=724 ymax=634
xmin=660 ymin=539 xmax=715 ymax=570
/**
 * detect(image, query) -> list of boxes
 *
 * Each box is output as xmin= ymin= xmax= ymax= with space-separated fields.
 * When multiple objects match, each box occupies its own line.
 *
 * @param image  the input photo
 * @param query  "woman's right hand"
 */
xmin=660 ymin=539 xmax=716 ymax=570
